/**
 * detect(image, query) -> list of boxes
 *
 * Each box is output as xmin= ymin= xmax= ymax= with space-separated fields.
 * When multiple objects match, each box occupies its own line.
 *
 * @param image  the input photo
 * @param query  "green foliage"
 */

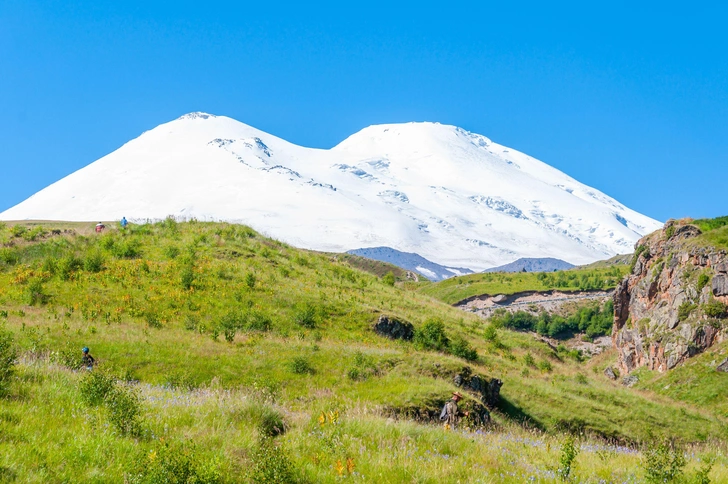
xmin=84 ymin=250 xmax=105 ymax=273
xmin=697 ymin=273 xmax=711 ymax=293
xmin=523 ymin=353 xmax=536 ymax=368
xmin=247 ymin=441 xmax=296 ymax=484
xmin=449 ymin=335 xmax=478 ymax=361
xmin=703 ymin=300 xmax=728 ymax=318
xmin=26 ymin=278 xmax=48 ymax=306
xmin=0 ymin=248 xmax=19 ymax=266
xmin=129 ymin=439 xmax=221 ymax=484
xmin=557 ymin=435 xmax=580 ymax=481
xmin=111 ymin=238 xmax=142 ymax=259
xmin=105 ymin=384 xmax=142 ymax=436
xmin=490 ymin=300 xmax=614 ymax=340
xmin=247 ymin=311 xmax=272 ymax=332
xmin=692 ymin=216 xmax=728 ymax=232
xmin=0 ymin=330 xmax=16 ymax=397
xmin=414 ymin=319 xmax=450 ymax=352
xmin=631 ymin=245 xmax=649 ymax=273
xmin=11 ymin=225 xmax=27 ymax=237
xmin=382 ymin=271 xmax=396 ymax=286
xmin=642 ymin=440 xmax=686 ymax=483
xmin=289 ymin=356 xmax=314 ymax=375
xmin=164 ymin=245 xmax=180 ymax=259
xmin=293 ymin=303 xmax=318 ymax=329
xmin=483 ymin=324 xmax=498 ymax=342
xmin=57 ymin=255 xmax=82 ymax=281
xmin=79 ymin=371 xmax=116 ymax=407
xmin=538 ymin=360 xmax=553 ymax=372
xmin=678 ymin=302 xmax=698 ymax=322
xmin=245 ymin=272 xmax=256 ymax=289
xmin=665 ymin=225 xmax=676 ymax=239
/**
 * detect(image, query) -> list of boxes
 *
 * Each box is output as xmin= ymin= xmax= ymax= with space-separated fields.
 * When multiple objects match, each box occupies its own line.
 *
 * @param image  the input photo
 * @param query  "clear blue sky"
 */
xmin=1 ymin=1 xmax=726 ymax=221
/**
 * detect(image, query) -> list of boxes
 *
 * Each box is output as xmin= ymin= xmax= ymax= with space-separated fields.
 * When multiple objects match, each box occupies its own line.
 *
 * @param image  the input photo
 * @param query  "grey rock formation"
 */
xmin=622 ymin=375 xmax=639 ymax=387
xmin=604 ymin=366 xmax=617 ymax=380
xmin=374 ymin=315 xmax=414 ymax=341
xmin=717 ymin=358 xmax=728 ymax=373
xmin=713 ymin=274 xmax=728 ymax=297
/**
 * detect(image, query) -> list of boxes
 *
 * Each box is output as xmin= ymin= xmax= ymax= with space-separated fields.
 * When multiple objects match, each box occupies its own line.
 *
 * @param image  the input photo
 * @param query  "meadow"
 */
xmin=0 ymin=220 xmax=726 ymax=483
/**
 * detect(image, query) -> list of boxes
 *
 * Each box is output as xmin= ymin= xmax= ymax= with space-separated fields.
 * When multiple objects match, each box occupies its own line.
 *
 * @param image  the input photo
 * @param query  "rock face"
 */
xmin=613 ymin=220 xmax=728 ymax=374
xmin=374 ymin=315 xmax=414 ymax=341
xmin=453 ymin=366 xmax=502 ymax=408
xmin=717 ymin=358 xmax=728 ymax=373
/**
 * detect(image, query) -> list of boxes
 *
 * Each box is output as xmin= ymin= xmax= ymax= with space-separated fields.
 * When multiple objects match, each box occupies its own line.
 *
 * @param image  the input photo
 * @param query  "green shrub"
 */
xmin=642 ymin=440 xmax=686 ymax=483
xmin=235 ymin=403 xmax=288 ymax=438
xmin=450 ymin=336 xmax=478 ymax=361
xmin=50 ymin=342 xmax=83 ymax=369
xmin=111 ymin=239 xmax=141 ymax=259
xmin=84 ymin=251 xmax=105 ymax=273
xmin=245 ymin=272 xmax=256 ymax=289
xmin=414 ymin=319 xmax=450 ymax=352
xmin=105 ymin=384 xmax=142 ymax=436
xmin=11 ymin=225 xmax=27 ymax=237
xmin=180 ymin=263 xmax=195 ymax=290
xmin=144 ymin=310 xmax=162 ymax=329
xmin=79 ymin=371 xmax=116 ymax=407
xmin=382 ymin=271 xmax=395 ymax=286
xmin=523 ymin=353 xmax=536 ymax=367
xmin=57 ymin=255 xmax=83 ymax=280
xmin=164 ymin=245 xmax=180 ymax=259
xmin=677 ymin=302 xmax=697 ymax=322
xmin=538 ymin=360 xmax=553 ymax=372
xmin=557 ymin=436 xmax=580 ymax=481
xmin=293 ymin=303 xmax=317 ymax=329
xmin=248 ymin=311 xmax=272 ymax=332
xmin=703 ymin=300 xmax=728 ymax=318
xmin=26 ymin=278 xmax=48 ymax=306
xmin=130 ymin=439 xmax=221 ymax=484
xmin=247 ymin=441 xmax=296 ymax=484
xmin=630 ymin=245 xmax=649 ymax=273
xmin=697 ymin=273 xmax=711 ymax=293
xmin=0 ymin=248 xmax=19 ymax=266
xmin=0 ymin=330 xmax=16 ymax=397
xmin=23 ymin=226 xmax=46 ymax=241
xmin=289 ymin=356 xmax=314 ymax=375
xmin=665 ymin=225 xmax=676 ymax=239
xmin=483 ymin=324 xmax=498 ymax=342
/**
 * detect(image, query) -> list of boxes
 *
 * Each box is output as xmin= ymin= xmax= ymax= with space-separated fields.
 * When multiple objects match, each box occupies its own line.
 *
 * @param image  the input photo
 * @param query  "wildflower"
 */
xmin=319 ymin=412 xmax=326 ymax=426
xmin=335 ymin=459 xmax=345 ymax=476
xmin=346 ymin=457 xmax=355 ymax=473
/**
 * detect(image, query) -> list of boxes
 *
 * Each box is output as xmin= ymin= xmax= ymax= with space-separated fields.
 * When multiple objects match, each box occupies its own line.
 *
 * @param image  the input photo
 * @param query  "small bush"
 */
xmin=382 ymin=271 xmax=395 ymax=286
xmin=483 ymin=324 xmax=498 ymax=342
xmin=130 ymin=439 xmax=221 ymax=484
xmin=450 ymin=336 xmax=478 ymax=361
xmin=144 ymin=310 xmax=162 ymax=329
xmin=0 ymin=330 xmax=16 ymax=397
xmin=414 ymin=319 xmax=449 ymax=352
xmin=11 ymin=225 xmax=27 ymax=238
xmin=289 ymin=356 xmax=314 ymax=375
xmin=678 ymin=302 xmax=698 ymax=322
xmin=247 ymin=441 xmax=296 ymax=484
xmin=180 ymin=263 xmax=195 ymax=290
xmin=642 ymin=440 xmax=686 ymax=483
xmin=523 ymin=353 xmax=536 ymax=367
xmin=26 ymin=278 xmax=48 ymax=306
xmin=0 ymin=248 xmax=19 ymax=266
xmin=79 ymin=371 xmax=116 ymax=407
xmin=294 ymin=303 xmax=317 ymax=329
xmin=50 ymin=342 xmax=82 ymax=370
xmin=84 ymin=251 xmax=105 ymax=273
xmin=248 ymin=311 xmax=272 ymax=332
xmin=164 ymin=245 xmax=180 ymax=259
xmin=111 ymin=239 xmax=141 ymax=259
xmin=245 ymin=272 xmax=256 ymax=289
xmin=538 ymin=360 xmax=553 ymax=372
xmin=57 ymin=255 xmax=83 ymax=281
xmin=557 ymin=435 xmax=580 ymax=481
xmin=106 ymin=384 xmax=142 ymax=436
xmin=703 ymin=300 xmax=728 ymax=318
xmin=697 ymin=273 xmax=711 ymax=293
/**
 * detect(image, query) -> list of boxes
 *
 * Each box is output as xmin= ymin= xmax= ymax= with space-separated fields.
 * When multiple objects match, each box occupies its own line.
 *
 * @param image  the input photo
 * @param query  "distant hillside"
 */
xmin=346 ymin=247 xmax=473 ymax=281
xmin=484 ymin=257 xmax=574 ymax=273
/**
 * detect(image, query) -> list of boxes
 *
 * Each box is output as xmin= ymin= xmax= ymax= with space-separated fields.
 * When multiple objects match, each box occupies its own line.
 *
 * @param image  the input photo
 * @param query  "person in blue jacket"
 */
xmin=120 ymin=217 xmax=128 ymax=229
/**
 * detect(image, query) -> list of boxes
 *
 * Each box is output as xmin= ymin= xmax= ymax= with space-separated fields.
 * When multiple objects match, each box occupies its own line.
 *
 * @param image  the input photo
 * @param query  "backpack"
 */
xmin=439 ymin=402 xmax=449 ymax=421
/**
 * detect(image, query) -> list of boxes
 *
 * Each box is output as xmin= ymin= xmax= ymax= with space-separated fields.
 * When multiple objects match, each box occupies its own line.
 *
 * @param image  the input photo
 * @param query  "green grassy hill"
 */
xmin=418 ymin=265 xmax=628 ymax=306
xmin=0 ymin=220 xmax=726 ymax=483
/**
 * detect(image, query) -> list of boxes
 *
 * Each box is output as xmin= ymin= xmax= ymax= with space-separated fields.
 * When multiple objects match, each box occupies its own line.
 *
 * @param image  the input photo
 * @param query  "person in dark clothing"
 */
xmin=82 ymin=347 xmax=95 ymax=370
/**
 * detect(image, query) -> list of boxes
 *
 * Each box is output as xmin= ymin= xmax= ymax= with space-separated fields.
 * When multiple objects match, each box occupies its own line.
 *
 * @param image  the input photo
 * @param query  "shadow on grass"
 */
xmin=496 ymin=396 xmax=544 ymax=431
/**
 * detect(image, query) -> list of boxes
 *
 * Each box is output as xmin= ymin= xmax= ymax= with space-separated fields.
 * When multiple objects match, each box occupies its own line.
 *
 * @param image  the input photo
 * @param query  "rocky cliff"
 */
xmin=613 ymin=220 xmax=728 ymax=373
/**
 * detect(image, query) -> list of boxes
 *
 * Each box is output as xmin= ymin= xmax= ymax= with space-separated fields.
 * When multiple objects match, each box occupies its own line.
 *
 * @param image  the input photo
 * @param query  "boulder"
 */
xmin=374 ymin=315 xmax=414 ymax=341
xmin=717 ymin=358 xmax=728 ymax=373
xmin=622 ymin=375 xmax=638 ymax=387
xmin=713 ymin=274 xmax=728 ymax=297
xmin=714 ymin=262 xmax=728 ymax=274
xmin=462 ymin=401 xmax=491 ymax=427
xmin=604 ymin=366 xmax=617 ymax=380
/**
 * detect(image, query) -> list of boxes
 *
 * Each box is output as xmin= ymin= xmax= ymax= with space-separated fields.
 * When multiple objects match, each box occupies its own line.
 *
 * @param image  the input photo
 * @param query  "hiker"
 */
xmin=440 ymin=391 xmax=468 ymax=429
xmin=82 ymin=347 xmax=95 ymax=370
xmin=120 ymin=217 xmax=128 ymax=229
xmin=95 ymin=222 xmax=105 ymax=233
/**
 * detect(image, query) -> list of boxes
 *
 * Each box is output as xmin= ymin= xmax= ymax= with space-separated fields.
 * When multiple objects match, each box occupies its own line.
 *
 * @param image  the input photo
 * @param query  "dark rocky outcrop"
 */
xmin=453 ymin=366 xmax=502 ymax=408
xmin=374 ymin=315 xmax=414 ymax=341
xmin=613 ymin=219 xmax=728 ymax=374
xmin=717 ymin=358 xmax=728 ymax=373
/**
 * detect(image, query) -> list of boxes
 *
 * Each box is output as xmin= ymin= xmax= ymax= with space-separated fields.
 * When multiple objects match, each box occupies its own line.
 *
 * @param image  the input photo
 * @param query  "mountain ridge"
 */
xmin=0 ymin=112 xmax=662 ymax=271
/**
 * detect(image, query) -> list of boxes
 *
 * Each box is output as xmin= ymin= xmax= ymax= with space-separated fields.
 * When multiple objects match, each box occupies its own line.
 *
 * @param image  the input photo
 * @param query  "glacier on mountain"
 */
xmin=0 ymin=112 xmax=663 ymax=271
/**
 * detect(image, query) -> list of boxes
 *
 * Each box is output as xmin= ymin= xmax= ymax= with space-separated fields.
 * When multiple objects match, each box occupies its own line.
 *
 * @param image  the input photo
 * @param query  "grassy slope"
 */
xmin=0 ymin=220 xmax=726 ymax=482
xmin=418 ymin=266 xmax=629 ymax=306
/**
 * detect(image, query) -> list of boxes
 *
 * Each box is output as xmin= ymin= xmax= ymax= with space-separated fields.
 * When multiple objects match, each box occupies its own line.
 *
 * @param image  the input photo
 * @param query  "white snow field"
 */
xmin=0 ymin=112 xmax=662 ymax=271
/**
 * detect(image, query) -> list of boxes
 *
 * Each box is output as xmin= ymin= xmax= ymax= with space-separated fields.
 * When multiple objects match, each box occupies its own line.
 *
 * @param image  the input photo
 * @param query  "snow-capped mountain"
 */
xmin=0 ymin=112 xmax=662 ymax=271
